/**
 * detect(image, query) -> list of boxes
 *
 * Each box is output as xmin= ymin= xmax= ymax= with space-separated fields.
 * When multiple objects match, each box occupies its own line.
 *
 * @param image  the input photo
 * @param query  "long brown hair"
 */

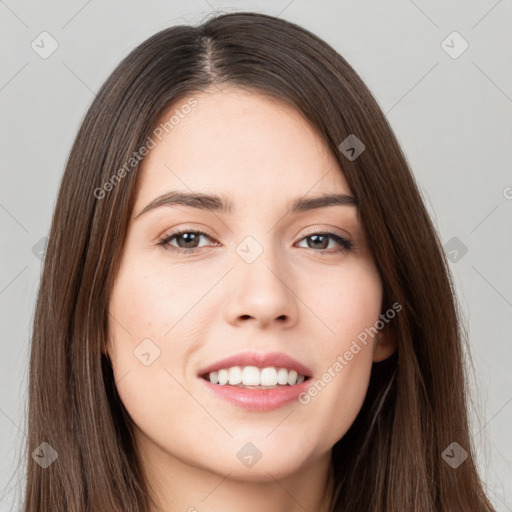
xmin=23 ymin=11 xmax=495 ymax=511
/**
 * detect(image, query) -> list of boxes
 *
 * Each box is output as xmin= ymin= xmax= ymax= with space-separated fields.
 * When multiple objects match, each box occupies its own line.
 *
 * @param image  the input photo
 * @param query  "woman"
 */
xmin=24 ymin=11 xmax=495 ymax=511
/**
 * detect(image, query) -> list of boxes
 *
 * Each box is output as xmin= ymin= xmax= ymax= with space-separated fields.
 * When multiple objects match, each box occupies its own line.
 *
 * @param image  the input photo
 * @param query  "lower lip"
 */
xmin=198 ymin=377 xmax=312 ymax=411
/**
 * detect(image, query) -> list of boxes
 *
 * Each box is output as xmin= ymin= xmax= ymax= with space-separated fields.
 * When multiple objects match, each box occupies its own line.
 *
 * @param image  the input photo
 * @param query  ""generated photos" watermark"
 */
xmin=298 ymin=302 xmax=402 ymax=405
xmin=93 ymin=97 xmax=198 ymax=199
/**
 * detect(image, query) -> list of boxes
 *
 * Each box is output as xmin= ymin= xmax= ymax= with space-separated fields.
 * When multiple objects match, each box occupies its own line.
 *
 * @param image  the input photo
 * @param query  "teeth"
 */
xmin=287 ymin=370 xmax=297 ymax=385
xmin=229 ymin=366 xmax=243 ymax=385
xmin=242 ymin=366 xmax=260 ymax=385
xmin=277 ymin=367 xmax=288 ymax=385
xmin=260 ymin=367 xmax=277 ymax=386
xmin=204 ymin=366 xmax=308 ymax=386
xmin=218 ymin=369 xmax=228 ymax=385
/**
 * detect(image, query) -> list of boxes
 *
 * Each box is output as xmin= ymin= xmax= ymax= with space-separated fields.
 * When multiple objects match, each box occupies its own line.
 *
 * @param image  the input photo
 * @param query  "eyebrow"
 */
xmin=134 ymin=190 xmax=357 ymax=219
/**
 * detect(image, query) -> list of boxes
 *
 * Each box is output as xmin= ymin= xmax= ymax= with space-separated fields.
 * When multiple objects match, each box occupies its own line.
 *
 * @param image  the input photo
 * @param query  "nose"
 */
xmin=223 ymin=244 xmax=299 ymax=329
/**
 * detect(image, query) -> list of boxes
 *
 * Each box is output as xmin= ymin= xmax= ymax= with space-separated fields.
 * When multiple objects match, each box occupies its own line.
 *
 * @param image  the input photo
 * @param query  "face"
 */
xmin=106 ymin=86 xmax=395 ymax=484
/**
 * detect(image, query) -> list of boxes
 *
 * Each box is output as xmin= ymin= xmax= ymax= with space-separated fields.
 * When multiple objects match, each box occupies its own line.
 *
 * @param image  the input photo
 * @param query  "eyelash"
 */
xmin=157 ymin=228 xmax=353 ymax=255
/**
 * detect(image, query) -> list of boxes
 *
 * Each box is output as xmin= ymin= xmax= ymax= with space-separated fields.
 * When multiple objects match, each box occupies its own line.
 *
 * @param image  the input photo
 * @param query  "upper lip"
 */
xmin=198 ymin=351 xmax=313 ymax=378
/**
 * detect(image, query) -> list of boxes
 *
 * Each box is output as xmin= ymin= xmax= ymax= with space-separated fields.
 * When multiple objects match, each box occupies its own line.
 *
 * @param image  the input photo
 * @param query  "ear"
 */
xmin=372 ymin=326 xmax=397 ymax=362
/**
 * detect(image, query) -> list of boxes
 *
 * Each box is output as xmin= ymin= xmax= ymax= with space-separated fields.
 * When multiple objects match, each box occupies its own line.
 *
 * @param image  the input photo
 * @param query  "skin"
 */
xmin=106 ymin=85 xmax=397 ymax=512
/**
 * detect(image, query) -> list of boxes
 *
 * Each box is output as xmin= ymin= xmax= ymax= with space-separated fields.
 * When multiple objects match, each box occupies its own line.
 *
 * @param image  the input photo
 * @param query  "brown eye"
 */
xmin=297 ymin=232 xmax=353 ymax=253
xmin=158 ymin=229 xmax=215 ymax=254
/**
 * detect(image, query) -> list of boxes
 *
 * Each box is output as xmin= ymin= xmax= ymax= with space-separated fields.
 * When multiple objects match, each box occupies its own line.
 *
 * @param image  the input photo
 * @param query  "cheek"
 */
xmin=326 ymin=261 xmax=382 ymax=335
xmin=106 ymin=260 xmax=199 ymax=455
xmin=108 ymin=253 xmax=205 ymax=347
xmin=106 ymin=257 xmax=195 ymax=411
xmin=295 ymin=261 xmax=382 ymax=447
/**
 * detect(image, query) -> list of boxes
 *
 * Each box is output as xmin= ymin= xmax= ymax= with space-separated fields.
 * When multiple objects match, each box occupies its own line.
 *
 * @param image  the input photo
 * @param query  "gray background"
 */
xmin=1 ymin=0 xmax=511 ymax=510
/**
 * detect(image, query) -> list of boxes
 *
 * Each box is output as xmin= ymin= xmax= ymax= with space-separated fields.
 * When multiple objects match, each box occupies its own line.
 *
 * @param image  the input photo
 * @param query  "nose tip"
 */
xmin=239 ymin=312 xmax=289 ymax=324
xmin=225 ymin=256 xmax=298 ymax=329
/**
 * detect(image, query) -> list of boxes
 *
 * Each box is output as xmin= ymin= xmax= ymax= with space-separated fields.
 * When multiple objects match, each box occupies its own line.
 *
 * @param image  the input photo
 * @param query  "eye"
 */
xmin=158 ymin=228 xmax=353 ymax=255
xmin=157 ymin=229 xmax=217 ymax=254
xmin=296 ymin=232 xmax=353 ymax=253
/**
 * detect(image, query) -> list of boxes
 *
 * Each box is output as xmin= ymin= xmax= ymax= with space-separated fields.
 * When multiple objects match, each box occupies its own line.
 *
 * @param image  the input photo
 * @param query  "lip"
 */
xmin=199 ymin=377 xmax=312 ymax=411
xmin=197 ymin=351 xmax=313 ymax=378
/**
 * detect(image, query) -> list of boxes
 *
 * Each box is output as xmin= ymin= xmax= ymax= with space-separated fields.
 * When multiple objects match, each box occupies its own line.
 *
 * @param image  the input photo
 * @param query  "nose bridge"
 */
xmin=224 ymin=230 xmax=298 ymax=327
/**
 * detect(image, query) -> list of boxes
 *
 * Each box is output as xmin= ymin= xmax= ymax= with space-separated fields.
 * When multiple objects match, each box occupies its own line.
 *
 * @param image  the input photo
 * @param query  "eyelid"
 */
xmin=158 ymin=224 xmax=217 ymax=241
xmin=156 ymin=225 xmax=219 ymax=255
xmin=299 ymin=225 xmax=350 ymax=239
xmin=158 ymin=224 xmax=351 ymax=244
xmin=157 ymin=224 xmax=354 ymax=257
xmin=297 ymin=226 xmax=353 ymax=251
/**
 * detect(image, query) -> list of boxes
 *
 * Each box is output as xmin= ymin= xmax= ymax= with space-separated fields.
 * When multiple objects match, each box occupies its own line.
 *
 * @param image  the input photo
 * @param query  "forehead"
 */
xmin=134 ymin=86 xmax=352 ymax=210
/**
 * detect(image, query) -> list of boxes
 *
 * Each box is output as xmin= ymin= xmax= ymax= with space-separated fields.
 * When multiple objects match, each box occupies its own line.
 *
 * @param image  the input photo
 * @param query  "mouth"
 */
xmin=197 ymin=351 xmax=313 ymax=386
xmin=199 ymin=365 xmax=311 ymax=389
xmin=198 ymin=365 xmax=313 ymax=411
xmin=196 ymin=351 xmax=313 ymax=410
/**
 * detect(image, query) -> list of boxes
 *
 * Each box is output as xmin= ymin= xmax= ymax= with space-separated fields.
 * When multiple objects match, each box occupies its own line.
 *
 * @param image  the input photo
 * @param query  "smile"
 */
xmin=201 ymin=365 xmax=308 ymax=387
